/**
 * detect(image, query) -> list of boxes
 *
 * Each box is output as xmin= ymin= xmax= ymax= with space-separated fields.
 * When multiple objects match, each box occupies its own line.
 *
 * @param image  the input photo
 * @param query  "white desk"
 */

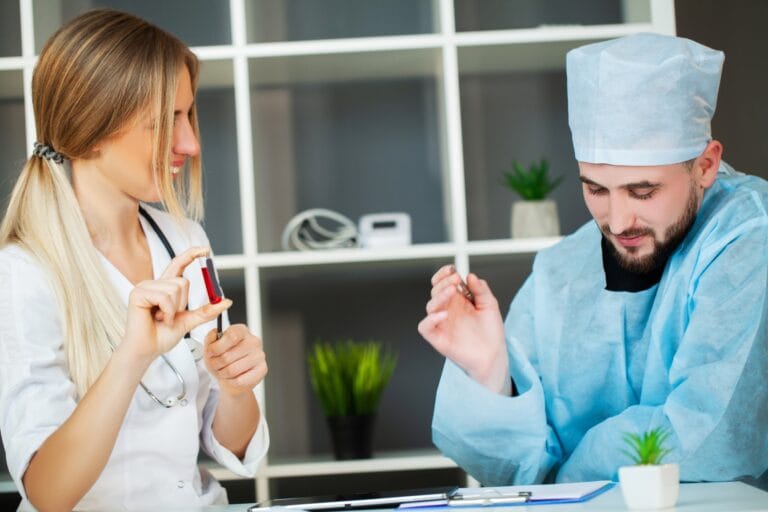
xmin=192 ymin=481 xmax=768 ymax=512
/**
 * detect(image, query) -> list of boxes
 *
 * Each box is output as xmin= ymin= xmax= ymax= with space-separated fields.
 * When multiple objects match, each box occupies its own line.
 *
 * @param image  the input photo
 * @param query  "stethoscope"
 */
xmin=136 ymin=206 xmax=203 ymax=408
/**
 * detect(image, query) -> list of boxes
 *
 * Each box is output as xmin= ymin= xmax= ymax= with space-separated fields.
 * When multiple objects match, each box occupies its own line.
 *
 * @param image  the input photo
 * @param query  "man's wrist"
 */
xmin=470 ymin=351 xmax=511 ymax=395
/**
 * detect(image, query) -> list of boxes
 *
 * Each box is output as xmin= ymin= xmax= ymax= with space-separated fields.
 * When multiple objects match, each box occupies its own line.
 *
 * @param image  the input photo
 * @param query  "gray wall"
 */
xmin=676 ymin=0 xmax=768 ymax=179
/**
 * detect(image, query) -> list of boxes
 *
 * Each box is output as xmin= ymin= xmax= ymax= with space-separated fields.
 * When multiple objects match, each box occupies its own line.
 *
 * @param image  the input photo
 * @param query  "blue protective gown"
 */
xmin=432 ymin=163 xmax=768 ymax=485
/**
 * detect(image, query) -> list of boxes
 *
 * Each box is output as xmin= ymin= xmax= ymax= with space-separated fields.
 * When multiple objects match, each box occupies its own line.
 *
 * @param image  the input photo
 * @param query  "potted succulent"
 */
xmin=502 ymin=158 xmax=563 ymax=238
xmin=618 ymin=427 xmax=679 ymax=510
xmin=307 ymin=339 xmax=397 ymax=460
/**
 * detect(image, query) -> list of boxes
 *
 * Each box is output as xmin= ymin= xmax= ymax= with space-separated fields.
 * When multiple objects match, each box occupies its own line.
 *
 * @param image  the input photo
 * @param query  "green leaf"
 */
xmin=620 ymin=427 xmax=673 ymax=465
xmin=307 ymin=339 xmax=398 ymax=417
xmin=501 ymin=158 xmax=562 ymax=200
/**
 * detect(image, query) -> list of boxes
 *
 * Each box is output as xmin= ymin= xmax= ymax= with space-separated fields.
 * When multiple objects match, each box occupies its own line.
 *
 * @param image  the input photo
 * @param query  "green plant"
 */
xmin=622 ymin=427 xmax=672 ymax=465
xmin=307 ymin=340 xmax=397 ymax=417
xmin=502 ymin=158 xmax=563 ymax=200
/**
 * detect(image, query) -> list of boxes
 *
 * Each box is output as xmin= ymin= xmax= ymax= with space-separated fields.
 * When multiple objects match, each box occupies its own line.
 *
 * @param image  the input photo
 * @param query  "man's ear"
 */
xmin=696 ymin=140 xmax=722 ymax=189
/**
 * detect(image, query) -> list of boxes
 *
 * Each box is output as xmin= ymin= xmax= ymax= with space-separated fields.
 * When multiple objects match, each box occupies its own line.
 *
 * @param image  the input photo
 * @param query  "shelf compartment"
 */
xmin=0 ymin=2 xmax=21 ymax=58
xmin=260 ymin=259 xmax=452 ymax=461
xmin=454 ymin=0 xmax=649 ymax=32
xmin=0 ymin=69 xmax=22 ymax=99
xmin=196 ymin=59 xmax=244 ymax=256
xmin=0 ymin=70 xmax=26 ymax=216
xmin=457 ymin=44 xmax=593 ymax=240
xmin=249 ymin=51 xmax=446 ymax=253
xmin=248 ymin=46 xmax=441 ymax=86
xmin=455 ymin=25 xmax=653 ymax=75
xmin=33 ymin=0 xmax=232 ymax=52
xmin=245 ymin=0 xmax=437 ymax=43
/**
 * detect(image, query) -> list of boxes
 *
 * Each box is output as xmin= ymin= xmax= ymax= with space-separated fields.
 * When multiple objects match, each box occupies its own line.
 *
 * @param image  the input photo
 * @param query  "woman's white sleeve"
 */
xmin=0 ymin=250 xmax=78 ymax=500
xmin=198 ymin=374 xmax=270 ymax=477
xmin=188 ymin=223 xmax=270 ymax=476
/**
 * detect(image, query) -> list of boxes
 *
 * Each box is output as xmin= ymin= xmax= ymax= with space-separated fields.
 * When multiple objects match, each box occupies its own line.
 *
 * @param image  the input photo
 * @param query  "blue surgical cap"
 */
xmin=567 ymin=33 xmax=724 ymax=166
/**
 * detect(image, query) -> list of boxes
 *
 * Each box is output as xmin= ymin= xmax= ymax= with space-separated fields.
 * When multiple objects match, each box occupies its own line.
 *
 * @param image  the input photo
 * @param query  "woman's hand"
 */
xmin=123 ymin=247 xmax=232 ymax=364
xmin=204 ymin=323 xmax=268 ymax=396
xmin=418 ymin=265 xmax=509 ymax=394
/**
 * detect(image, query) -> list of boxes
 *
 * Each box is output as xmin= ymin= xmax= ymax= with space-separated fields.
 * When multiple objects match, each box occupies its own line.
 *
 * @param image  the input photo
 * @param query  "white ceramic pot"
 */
xmin=618 ymin=463 xmax=680 ymax=510
xmin=511 ymin=199 xmax=561 ymax=238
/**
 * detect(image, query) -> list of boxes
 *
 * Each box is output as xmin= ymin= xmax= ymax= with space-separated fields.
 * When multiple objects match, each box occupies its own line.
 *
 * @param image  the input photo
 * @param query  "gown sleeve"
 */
xmin=431 ymin=275 xmax=564 ymax=485
xmin=556 ymin=218 xmax=768 ymax=482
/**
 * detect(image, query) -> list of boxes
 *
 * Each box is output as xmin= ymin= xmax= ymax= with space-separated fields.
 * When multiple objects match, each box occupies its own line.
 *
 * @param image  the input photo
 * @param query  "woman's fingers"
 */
xmin=146 ymin=278 xmax=190 ymax=311
xmin=212 ymin=351 xmax=257 ymax=378
xmin=130 ymin=285 xmax=180 ymax=325
xmin=174 ymin=300 xmax=232 ymax=334
xmin=203 ymin=324 xmax=268 ymax=390
xmin=206 ymin=324 xmax=249 ymax=357
xmin=160 ymin=246 xmax=210 ymax=279
xmin=131 ymin=278 xmax=190 ymax=325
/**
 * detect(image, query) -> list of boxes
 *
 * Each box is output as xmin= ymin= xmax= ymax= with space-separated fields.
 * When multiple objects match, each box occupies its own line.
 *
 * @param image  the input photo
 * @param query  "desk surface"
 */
xmin=194 ymin=481 xmax=768 ymax=512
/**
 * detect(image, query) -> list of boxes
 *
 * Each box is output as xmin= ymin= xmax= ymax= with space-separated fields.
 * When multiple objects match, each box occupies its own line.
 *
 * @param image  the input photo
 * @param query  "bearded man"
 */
xmin=419 ymin=33 xmax=768 ymax=484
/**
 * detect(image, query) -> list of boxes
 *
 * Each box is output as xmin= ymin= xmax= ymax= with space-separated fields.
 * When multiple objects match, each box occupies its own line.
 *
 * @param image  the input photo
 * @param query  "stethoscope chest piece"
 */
xmin=186 ymin=337 xmax=204 ymax=362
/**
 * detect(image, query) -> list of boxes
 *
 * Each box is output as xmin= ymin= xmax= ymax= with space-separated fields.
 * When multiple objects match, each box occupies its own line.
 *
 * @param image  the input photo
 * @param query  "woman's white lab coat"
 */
xmin=0 ymin=204 xmax=269 ymax=510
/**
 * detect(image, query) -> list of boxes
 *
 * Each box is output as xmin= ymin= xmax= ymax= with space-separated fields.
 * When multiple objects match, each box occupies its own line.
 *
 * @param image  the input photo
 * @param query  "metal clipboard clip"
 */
xmin=447 ymin=490 xmax=531 ymax=506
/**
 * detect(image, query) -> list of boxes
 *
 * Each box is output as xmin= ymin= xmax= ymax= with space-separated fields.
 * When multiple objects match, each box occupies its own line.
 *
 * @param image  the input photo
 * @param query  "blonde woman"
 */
xmin=0 ymin=9 xmax=269 ymax=510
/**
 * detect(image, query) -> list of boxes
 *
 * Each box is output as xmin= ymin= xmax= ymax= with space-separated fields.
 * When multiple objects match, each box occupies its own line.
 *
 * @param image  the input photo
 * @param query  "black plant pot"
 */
xmin=326 ymin=414 xmax=375 ymax=460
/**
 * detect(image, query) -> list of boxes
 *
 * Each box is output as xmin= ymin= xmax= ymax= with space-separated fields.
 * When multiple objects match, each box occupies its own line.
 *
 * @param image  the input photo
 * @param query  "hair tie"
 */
xmin=32 ymin=142 xmax=65 ymax=164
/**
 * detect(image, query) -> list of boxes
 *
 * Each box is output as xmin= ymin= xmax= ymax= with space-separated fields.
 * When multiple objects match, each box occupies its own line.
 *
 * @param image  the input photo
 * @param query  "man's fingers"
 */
xmin=161 ymin=246 xmax=210 ymax=279
xmin=430 ymin=264 xmax=457 ymax=286
xmin=417 ymin=310 xmax=448 ymax=337
xmin=430 ymin=272 xmax=462 ymax=298
xmin=426 ymin=284 xmax=457 ymax=314
xmin=467 ymin=273 xmax=498 ymax=309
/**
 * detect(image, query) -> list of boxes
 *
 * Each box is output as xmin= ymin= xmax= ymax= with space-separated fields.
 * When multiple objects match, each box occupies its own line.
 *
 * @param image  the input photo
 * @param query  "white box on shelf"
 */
xmin=358 ymin=212 xmax=412 ymax=249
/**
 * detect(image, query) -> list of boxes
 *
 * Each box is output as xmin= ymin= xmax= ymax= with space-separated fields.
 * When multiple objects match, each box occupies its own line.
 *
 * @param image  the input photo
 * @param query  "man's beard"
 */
xmin=602 ymin=183 xmax=699 ymax=274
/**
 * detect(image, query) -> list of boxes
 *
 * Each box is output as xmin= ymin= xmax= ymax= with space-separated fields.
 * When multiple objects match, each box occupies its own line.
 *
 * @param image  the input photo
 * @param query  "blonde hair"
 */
xmin=0 ymin=9 xmax=203 ymax=396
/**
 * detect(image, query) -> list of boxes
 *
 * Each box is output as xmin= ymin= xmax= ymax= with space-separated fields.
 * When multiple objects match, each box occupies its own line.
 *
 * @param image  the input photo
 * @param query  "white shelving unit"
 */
xmin=0 ymin=0 xmax=675 ymax=502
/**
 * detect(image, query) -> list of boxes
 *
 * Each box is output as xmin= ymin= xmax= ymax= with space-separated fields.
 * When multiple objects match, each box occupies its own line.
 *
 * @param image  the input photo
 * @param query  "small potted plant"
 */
xmin=502 ymin=158 xmax=563 ymax=238
xmin=307 ymin=339 xmax=397 ymax=460
xmin=618 ymin=427 xmax=679 ymax=510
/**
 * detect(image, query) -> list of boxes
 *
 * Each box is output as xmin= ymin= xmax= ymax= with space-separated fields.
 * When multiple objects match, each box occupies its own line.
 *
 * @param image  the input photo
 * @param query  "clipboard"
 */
xmin=248 ymin=486 xmax=458 ymax=511
xmin=399 ymin=481 xmax=615 ymax=508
